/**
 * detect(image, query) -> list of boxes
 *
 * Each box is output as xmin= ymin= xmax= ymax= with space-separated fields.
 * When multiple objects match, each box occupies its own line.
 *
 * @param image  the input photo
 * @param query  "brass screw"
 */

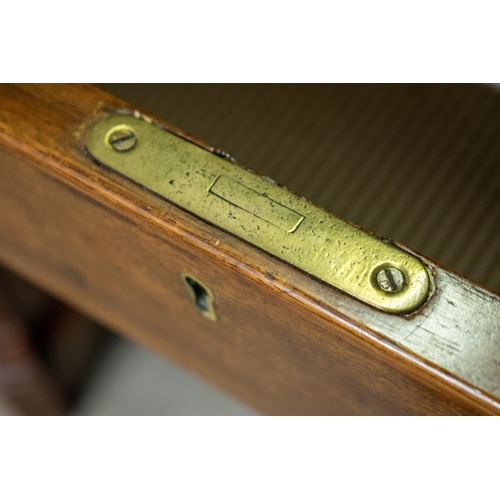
xmin=375 ymin=267 xmax=405 ymax=293
xmin=108 ymin=128 xmax=137 ymax=152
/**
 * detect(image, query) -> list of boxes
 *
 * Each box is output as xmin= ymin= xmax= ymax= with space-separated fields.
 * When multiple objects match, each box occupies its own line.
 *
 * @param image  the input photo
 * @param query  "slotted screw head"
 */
xmin=375 ymin=267 xmax=406 ymax=293
xmin=108 ymin=127 xmax=137 ymax=152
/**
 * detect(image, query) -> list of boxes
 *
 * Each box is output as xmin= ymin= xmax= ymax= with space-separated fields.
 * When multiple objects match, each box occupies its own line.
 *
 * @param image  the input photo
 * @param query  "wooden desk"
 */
xmin=0 ymin=83 xmax=498 ymax=415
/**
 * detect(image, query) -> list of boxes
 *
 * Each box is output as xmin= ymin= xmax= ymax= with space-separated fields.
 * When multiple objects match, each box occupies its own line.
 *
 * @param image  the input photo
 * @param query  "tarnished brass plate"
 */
xmin=86 ymin=114 xmax=430 ymax=314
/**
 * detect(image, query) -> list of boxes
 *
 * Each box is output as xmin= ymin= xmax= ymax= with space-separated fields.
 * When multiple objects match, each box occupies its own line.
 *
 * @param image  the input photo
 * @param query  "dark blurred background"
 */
xmin=1 ymin=84 xmax=499 ymax=415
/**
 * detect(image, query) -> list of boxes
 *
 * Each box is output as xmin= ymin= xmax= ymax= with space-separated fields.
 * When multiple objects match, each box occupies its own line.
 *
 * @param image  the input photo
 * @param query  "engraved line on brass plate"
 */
xmin=209 ymin=175 xmax=304 ymax=233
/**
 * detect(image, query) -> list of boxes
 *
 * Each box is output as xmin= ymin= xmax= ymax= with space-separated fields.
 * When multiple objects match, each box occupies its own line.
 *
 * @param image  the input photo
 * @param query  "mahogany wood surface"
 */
xmin=0 ymin=83 xmax=498 ymax=415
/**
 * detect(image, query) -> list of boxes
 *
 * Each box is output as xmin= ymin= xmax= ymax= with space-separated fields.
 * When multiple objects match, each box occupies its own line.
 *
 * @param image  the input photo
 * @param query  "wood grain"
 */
xmin=0 ymin=83 xmax=498 ymax=415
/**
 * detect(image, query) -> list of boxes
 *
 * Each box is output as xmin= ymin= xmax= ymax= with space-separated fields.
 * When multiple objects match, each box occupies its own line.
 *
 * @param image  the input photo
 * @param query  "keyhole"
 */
xmin=185 ymin=277 xmax=209 ymax=311
xmin=181 ymin=273 xmax=217 ymax=321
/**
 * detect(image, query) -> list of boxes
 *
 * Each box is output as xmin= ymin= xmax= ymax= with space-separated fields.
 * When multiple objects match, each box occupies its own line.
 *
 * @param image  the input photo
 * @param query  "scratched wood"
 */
xmin=0 ymin=83 xmax=498 ymax=415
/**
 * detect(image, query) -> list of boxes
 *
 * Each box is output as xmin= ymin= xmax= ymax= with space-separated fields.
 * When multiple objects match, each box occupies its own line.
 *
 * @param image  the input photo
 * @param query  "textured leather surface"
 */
xmin=99 ymin=84 xmax=500 ymax=293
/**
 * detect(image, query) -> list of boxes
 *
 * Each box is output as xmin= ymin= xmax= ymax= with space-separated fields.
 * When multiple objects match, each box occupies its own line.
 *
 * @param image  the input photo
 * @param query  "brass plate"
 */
xmin=86 ymin=114 xmax=430 ymax=314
